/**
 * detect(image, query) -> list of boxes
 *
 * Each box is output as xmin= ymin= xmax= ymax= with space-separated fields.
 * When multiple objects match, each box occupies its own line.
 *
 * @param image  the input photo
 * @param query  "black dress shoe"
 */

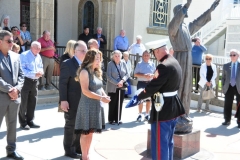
xmin=76 ymin=149 xmax=82 ymax=154
xmin=65 ymin=153 xmax=81 ymax=158
xmin=7 ymin=151 xmax=24 ymax=160
xmin=28 ymin=122 xmax=40 ymax=128
xmin=20 ymin=124 xmax=30 ymax=130
xmin=222 ymin=121 xmax=230 ymax=125
xmin=109 ymin=121 xmax=115 ymax=125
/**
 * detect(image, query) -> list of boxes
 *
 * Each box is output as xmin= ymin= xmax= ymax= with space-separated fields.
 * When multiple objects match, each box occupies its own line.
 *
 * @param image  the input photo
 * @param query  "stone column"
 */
xmin=30 ymin=0 xmax=54 ymax=41
xmin=101 ymin=0 xmax=116 ymax=50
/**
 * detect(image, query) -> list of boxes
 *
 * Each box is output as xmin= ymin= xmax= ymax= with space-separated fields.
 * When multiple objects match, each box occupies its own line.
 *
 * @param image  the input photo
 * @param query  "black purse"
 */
xmin=113 ymin=61 xmax=129 ymax=90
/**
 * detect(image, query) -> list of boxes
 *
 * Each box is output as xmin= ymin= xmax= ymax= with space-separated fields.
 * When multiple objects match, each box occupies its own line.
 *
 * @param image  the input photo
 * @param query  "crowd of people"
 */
xmin=0 ymin=2 xmax=240 ymax=159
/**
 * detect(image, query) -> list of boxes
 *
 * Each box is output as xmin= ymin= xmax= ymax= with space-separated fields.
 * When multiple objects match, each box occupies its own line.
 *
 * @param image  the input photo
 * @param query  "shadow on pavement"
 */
xmin=205 ymin=125 xmax=240 ymax=136
xmin=0 ymin=157 xmax=12 ymax=160
xmin=35 ymin=104 xmax=58 ymax=111
xmin=0 ymin=128 xmax=22 ymax=139
xmin=17 ymin=127 xmax=63 ymax=143
xmin=105 ymin=121 xmax=146 ymax=130
xmin=51 ymin=156 xmax=74 ymax=160
xmin=0 ymin=131 xmax=6 ymax=139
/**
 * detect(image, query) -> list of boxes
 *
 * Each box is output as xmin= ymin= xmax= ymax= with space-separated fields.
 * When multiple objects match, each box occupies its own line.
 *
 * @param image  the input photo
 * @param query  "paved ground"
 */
xmin=0 ymin=99 xmax=240 ymax=160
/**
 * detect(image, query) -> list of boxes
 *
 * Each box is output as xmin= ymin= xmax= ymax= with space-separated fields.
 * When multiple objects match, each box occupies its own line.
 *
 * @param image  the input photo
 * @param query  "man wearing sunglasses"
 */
xmin=222 ymin=49 xmax=240 ymax=128
xmin=20 ymin=22 xmax=32 ymax=52
xmin=0 ymin=30 xmax=24 ymax=159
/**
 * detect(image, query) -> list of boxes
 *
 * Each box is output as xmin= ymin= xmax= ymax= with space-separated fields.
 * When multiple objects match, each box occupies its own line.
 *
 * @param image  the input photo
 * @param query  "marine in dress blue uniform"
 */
xmin=138 ymin=39 xmax=185 ymax=160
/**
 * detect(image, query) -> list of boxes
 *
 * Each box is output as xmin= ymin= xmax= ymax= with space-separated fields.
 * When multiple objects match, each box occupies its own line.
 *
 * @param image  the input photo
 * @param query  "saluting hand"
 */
xmin=210 ymin=0 xmax=220 ymax=12
xmin=185 ymin=0 xmax=192 ymax=8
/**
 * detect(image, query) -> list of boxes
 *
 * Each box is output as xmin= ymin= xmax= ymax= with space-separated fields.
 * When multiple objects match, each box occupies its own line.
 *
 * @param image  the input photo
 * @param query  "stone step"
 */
xmin=37 ymin=93 xmax=59 ymax=104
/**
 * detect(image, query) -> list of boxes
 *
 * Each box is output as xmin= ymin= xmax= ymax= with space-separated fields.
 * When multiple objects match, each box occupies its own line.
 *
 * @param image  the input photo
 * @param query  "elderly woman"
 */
xmin=0 ymin=15 xmax=11 ymax=32
xmin=106 ymin=50 xmax=130 ymax=125
xmin=197 ymin=54 xmax=217 ymax=112
xmin=122 ymin=51 xmax=132 ymax=97
xmin=60 ymin=40 xmax=76 ymax=66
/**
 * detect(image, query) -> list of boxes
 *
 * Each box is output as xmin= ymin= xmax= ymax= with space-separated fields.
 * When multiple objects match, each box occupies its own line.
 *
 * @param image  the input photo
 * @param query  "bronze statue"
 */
xmin=168 ymin=0 xmax=220 ymax=133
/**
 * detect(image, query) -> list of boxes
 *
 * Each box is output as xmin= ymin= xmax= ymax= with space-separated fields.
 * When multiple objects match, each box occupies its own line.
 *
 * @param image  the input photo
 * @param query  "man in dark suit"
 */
xmin=0 ymin=30 xmax=24 ymax=159
xmin=59 ymin=40 xmax=87 ymax=158
xmin=222 ymin=49 xmax=240 ymax=127
xmin=137 ymin=39 xmax=185 ymax=160
xmin=93 ymin=27 xmax=107 ymax=49
xmin=78 ymin=26 xmax=92 ymax=45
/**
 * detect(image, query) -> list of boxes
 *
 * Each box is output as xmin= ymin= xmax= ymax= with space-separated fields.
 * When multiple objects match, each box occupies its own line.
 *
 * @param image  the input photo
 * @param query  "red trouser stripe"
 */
xmin=158 ymin=121 xmax=161 ymax=160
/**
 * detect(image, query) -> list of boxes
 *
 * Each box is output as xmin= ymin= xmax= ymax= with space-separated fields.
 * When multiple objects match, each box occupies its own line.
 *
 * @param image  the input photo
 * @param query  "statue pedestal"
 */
xmin=147 ymin=129 xmax=200 ymax=159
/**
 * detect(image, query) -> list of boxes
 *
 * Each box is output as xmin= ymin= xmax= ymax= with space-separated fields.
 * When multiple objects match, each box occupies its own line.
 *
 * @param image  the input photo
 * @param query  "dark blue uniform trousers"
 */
xmin=151 ymin=118 xmax=178 ymax=160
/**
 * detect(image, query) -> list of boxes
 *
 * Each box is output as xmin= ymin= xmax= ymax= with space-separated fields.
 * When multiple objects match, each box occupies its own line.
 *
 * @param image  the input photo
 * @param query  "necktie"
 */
xmin=231 ymin=63 xmax=236 ymax=87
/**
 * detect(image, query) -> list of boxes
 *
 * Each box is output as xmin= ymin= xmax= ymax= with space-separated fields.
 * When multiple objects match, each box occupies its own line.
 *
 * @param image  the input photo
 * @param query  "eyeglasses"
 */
xmin=76 ymin=50 xmax=87 ymax=53
xmin=21 ymin=25 xmax=27 ymax=27
xmin=4 ymin=39 xmax=14 ymax=44
xmin=12 ymin=29 xmax=18 ymax=31
xmin=230 ymin=54 xmax=236 ymax=57
xmin=205 ymin=58 xmax=212 ymax=60
xmin=3 ymin=39 xmax=14 ymax=44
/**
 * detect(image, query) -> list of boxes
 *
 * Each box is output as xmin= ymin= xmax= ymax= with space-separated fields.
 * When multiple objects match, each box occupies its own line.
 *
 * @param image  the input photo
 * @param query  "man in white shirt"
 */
xmin=128 ymin=35 xmax=146 ymax=56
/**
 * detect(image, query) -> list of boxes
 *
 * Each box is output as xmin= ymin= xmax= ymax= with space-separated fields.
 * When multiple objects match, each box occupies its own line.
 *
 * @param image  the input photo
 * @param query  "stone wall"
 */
xmin=30 ymin=0 xmax=54 ymax=41
xmin=0 ymin=0 xmax=20 ymax=29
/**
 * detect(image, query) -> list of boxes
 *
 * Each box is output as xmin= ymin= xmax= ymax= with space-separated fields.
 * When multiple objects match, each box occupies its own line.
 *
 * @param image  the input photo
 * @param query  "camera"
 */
xmin=192 ymin=38 xmax=197 ymax=42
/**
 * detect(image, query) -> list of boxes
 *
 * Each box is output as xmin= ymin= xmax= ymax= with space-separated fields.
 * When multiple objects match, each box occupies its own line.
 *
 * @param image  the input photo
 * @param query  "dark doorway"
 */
xmin=83 ymin=1 xmax=94 ymax=35
xmin=20 ymin=0 xmax=30 ymax=30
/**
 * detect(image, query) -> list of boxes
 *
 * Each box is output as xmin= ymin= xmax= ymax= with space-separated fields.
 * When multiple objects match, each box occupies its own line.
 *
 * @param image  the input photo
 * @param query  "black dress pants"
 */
xmin=193 ymin=66 xmax=200 ymax=90
xmin=224 ymin=85 xmax=240 ymax=122
xmin=108 ymin=88 xmax=125 ymax=122
xmin=64 ymin=108 xmax=81 ymax=154
xmin=19 ymin=77 xmax=38 ymax=126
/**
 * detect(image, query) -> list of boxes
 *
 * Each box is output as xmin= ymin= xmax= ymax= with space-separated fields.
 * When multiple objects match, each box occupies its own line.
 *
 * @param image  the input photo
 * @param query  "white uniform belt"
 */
xmin=162 ymin=91 xmax=177 ymax=97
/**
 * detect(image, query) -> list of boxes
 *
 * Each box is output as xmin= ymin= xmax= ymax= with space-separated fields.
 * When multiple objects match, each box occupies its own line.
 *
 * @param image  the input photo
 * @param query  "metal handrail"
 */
xmin=191 ymin=3 xmax=240 ymax=41
xmin=51 ymin=47 xmax=226 ymax=98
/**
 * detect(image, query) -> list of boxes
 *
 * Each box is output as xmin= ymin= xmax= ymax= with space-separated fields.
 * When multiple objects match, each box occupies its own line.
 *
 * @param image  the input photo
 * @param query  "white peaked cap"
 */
xmin=145 ymin=39 xmax=168 ymax=52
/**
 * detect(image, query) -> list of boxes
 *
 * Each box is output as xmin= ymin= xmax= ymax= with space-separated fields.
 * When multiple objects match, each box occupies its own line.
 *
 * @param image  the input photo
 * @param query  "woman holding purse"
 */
xmin=197 ymin=54 xmax=217 ymax=112
xmin=106 ymin=50 xmax=130 ymax=125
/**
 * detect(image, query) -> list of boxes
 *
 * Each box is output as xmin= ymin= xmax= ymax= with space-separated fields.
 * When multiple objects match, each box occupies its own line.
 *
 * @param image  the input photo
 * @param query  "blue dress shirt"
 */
xmin=134 ymin=60 xmax=155 ymax=81
xmin=231 ymin=61 xmax=238 ymax=78
xmin=20 ymin=30 xmax=32 ymax=41
xmin=74 ymin=56 xmax=82 ymax=66
xmin=114 ymin=35 xmax=129 ymax=50
xmin=20 ymin=50 xmax=44 ymax=79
